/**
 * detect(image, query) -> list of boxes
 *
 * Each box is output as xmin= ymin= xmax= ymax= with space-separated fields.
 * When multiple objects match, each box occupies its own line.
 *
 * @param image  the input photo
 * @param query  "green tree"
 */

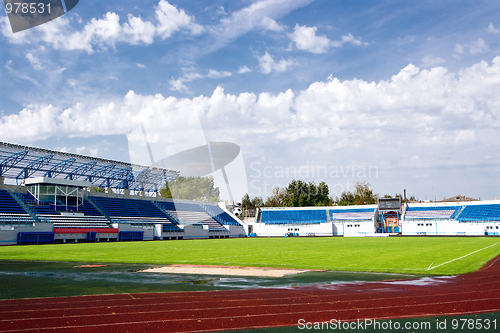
xmin=283 ymin=180 xmax=332 ymax=207
xmin=160 ymin=176 xmax=220 ymax=201
xmin=264 ymin=187 xmax=286 ymax=207
xmin=354 ymin=181 xmax=377 ymax=205
xmin=241 ymin=193 xmax=252 ymax=209
xmin=336 ymin=181 xmax=377 ymax=206
xmin=251 ymin=196 xmax=264 ymax=208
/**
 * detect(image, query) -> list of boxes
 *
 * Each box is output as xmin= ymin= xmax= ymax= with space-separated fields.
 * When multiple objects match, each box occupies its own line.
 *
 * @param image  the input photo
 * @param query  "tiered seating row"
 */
xmin=261 ymin=209 xmax=328 ymax=225
xmin=90 ymin=196 xmax=169 ymax=219
xmin=405 ymin=206 xmax=460 ymax=219
xmin=0 ymin=213 xmax=34 ymax=225
xmin=204 ymin=205 xmax=241 ymax=226
xmin=457 ymin=204 xmax=500 ymax=221
xmin=156 ymin=201 xmax=226 ymax=231
xmin=17 ymin=193 xmax=59 ymax=215
xmin=330 ymin=208 xmax=374 ymax=220
xmin=44 ymin=215 xmax=111 ymax=229
xmin=0 ymin=190 xmax=29 ymax=215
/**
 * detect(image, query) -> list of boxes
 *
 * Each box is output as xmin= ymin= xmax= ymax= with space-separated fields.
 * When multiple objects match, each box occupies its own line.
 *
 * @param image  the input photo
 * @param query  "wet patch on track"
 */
xmin=0 ymin=260 xmax=427 ymax=299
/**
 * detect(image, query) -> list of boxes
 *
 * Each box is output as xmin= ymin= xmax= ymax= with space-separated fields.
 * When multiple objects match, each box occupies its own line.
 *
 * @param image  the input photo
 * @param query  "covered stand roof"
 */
xmin=0 ymin=142 xmax=179 ymax=192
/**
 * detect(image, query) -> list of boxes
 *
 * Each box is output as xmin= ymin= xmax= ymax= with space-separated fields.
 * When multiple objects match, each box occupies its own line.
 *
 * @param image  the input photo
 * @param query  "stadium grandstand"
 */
xmin=251 ymin=198 xmax=500 ymax=237
xmin=1 ymin=140 xmax=499 ymax=244
xmin=0 ymin=142 xmax=246 ymax=245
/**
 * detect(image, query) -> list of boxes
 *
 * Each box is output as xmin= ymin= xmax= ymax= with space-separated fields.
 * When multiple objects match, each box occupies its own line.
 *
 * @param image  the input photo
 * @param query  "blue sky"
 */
xmin=1 ymin=0 xmax=500 ymax=201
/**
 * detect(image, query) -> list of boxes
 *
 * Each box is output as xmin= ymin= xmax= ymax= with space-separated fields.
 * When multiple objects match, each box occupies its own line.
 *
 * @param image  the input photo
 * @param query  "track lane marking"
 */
xmin=0 ymin=298 xmax=498 ymax=332
xmin=2 ymin=284 xmax=500 ymax=317
xmin=1 ymin=291 xmax=499 ymax=327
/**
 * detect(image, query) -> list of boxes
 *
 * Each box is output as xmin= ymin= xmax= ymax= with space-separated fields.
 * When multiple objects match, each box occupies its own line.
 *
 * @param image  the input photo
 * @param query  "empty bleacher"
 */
xmin=17 ymin=193 xmax=60 ymax=215
xmin=48 ymin=214 xmax=111 ymax=229
xmin=260 ymin=209 xmax=328 ymax=225
xmin=405 ymin=206 xmax=460 ymax=220
xmin=155 ymin=201 xmax=226 ymax=231
xmin=0 ymin=189 xmax=33 ymax=225
xmin=456 ymin=204 xmax=500 ymax=222
xmin=202 ymin=204 xmax=241 ymax=226
xmin=329 ymin=208 xmax=375 ymax=221
xmin=12 ymin=193 xmax=115 ymax=229
xmin=90 ymin=196 xmax=177 ymax=228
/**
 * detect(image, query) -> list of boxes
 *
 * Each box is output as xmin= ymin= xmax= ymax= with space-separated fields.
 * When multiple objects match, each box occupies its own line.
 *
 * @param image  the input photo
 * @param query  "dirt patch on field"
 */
xmin=140 ymin=264 xmax=310 ymax=277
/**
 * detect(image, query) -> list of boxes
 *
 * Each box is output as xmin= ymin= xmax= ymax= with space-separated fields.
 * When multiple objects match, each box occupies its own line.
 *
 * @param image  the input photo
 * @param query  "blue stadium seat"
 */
xmin=457 ymin=204 xmax=500 ymax=221
xmin=0 ymin=190 xmax=28 ymax=214
xmin=261 ymin=209 xmax=328 ymax=225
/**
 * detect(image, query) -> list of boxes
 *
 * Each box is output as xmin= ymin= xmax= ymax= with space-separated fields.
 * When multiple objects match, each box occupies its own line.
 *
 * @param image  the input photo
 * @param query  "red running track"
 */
xmin=1 ymin=256 xmax=499 ymax=333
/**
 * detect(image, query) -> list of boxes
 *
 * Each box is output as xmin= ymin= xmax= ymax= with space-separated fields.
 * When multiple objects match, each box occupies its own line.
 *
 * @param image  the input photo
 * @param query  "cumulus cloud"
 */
xmin=290 ymin=24 xmax=330 ymax=53
xmin=155 ymin=0 xmax=203 ymax=39
xmin=257 ymin=52 xmax=296 ymax=74
xmin=290 ymin=25 xmax=368 ymax=53
xmin=2 ymin=57 xmax=500 ymax=153
xmin=238 ymin=65 xmax=252 ymax=74
xmin=0 ymin=1 xmax=202 ymax=53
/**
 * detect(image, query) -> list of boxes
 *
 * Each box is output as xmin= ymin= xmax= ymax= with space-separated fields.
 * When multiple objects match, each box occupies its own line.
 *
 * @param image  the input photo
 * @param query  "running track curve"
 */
xmin=1 ymin=256 xmax=499 ymax=333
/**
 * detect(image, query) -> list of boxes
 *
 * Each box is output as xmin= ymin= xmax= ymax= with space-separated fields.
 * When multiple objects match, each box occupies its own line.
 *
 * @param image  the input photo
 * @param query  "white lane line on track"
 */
xmin=2 ymin=285 xmax=500 ymax=318
xmin=1 ymin=298 xmax=498 ymax=332
xmin=2 ymin=285 xmax=500 ymax=319
xmin=427 ymin=242 xmax=500 ymax=270
xmin=1 ymin=291 xmax=499 ymax=328
xmin=176 ymin=309 xmax=500 ymax=333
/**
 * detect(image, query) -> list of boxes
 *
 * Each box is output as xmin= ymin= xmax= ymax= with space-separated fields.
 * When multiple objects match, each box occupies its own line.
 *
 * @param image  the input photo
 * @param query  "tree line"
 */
xmin=242 ymin=180 xmax=416 ymax=210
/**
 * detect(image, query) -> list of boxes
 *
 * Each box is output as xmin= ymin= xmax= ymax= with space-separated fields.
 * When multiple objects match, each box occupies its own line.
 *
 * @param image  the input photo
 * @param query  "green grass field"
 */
xmin=1 ymin=237 xmax=499 ymax=275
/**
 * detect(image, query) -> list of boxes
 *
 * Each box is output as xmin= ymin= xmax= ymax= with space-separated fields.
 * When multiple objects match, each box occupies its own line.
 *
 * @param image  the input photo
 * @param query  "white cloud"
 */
xmin=2 ymin=55 xmax=500 ymax=198
xmin=216 ymin=6 xmax=227 ymax=16
xmin=207 ymin=0 xmax=313 ymax=51
xmin=469 ymin=37 xmax=489 ymax=54
xmin=290 ymin=24 xmax=330 ymax=53
xmin=259 ymin=17 xmax=284 ymax=32
xmin=136 ymin=63 xmax=146 ymax=68
xmin=289 ymin=25 xmax=368 ymax=53
xmin=331 ymin=33 xmax=369 ymax=47
xmin=26 ymin=53 xmax=44 ymax=70
xmin=207 ymin=69 xmax=232 ymax=78
xmin=169 ymin=69 xmax=231 ymax=92
xmin=155 ymin=0 xmax=203 ymax=39
xmin=488 ymin=23 xmax=499 ymax=35
xmin=257 ymin=52 xmax=296 ymax=74
xmin=238 ymin=65 xmax=252 ymax=74
xmin=168 ymin=77 xmax=190 ymax=93
xmin=1 ymin=1 xmax=203 ymax=53
xmin=3 ymin=57 xmax=499 ymax=153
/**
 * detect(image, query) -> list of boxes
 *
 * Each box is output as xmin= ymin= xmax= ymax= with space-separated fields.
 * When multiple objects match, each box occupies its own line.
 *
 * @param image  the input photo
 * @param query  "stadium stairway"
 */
xmin=201 ymin=204 xmax=242 ymax=226
xmin=7 ymin=190 xmax=47 ymax=223
xmin=155 ymin=201 xmax=227 ymax=232
xmin=0 ymin=189 xmax=34 ymax=226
